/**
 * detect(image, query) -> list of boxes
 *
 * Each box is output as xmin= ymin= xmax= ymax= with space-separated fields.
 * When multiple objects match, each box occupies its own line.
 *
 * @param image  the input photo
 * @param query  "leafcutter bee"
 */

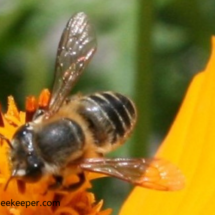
xmin=3 ymin=12 xmax=184 ymax=192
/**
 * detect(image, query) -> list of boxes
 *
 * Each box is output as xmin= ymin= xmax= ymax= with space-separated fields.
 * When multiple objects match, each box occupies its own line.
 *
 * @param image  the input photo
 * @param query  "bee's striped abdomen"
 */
xmin=78 ymin=91 xmax=137 ymax=148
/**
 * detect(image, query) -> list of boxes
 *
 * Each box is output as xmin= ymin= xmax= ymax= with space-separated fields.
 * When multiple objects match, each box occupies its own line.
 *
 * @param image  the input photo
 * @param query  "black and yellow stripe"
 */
xmin=78 ymin=91 xmax=137 ymax=146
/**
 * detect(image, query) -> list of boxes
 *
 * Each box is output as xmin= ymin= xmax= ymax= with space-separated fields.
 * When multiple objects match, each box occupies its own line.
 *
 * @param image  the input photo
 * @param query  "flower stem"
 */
xmin=132 ymin=0 xmax=154 ymax=157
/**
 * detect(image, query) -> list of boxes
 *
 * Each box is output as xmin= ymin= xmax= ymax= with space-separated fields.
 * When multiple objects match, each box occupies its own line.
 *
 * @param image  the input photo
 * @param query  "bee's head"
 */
xmin=10 ymin=123 xmax=44 ymax=182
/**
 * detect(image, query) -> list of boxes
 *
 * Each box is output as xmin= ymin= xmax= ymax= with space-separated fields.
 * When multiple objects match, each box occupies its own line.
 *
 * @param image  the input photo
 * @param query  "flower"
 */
xmin=0 ymin=89 xmax=111 ymax=215
xmin=120 ymin=37 xmax=215 ymax=215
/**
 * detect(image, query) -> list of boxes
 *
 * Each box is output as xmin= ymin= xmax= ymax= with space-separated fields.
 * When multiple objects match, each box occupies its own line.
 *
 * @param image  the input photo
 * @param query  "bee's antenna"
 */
xmin=4 ymin=168 xmax=17 ymax=191
xmin=0 ymin=134 xmax=13 ymax=149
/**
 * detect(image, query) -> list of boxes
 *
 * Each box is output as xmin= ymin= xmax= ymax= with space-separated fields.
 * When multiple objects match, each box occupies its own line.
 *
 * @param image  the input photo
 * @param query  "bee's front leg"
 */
xmin=62 ymin=172 xmax=86 ymax=191
xmin=48 ymin=173 xmax=86 ymax=191
xmin=48 ymin=175 xmax=63 ymax=190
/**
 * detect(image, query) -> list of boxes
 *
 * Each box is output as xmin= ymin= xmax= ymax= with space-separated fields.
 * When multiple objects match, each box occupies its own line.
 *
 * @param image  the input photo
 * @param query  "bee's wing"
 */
xmin=79 ymin=158 xmax=185 ymax=191
xmin=47 ymin=12 xmax=97 ymax=117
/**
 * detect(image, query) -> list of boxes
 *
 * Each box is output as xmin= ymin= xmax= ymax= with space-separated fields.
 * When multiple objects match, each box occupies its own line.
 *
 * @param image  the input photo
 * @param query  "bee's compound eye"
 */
xmin=24 ymin=155 xmax=44 ymax=182
xmin=12 ymin=124 xmax=35 ymax=153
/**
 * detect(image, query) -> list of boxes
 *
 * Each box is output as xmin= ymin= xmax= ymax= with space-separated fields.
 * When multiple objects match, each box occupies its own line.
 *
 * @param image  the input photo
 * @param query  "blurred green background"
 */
xmin=0 ymin=0 xmax=214 ymax=214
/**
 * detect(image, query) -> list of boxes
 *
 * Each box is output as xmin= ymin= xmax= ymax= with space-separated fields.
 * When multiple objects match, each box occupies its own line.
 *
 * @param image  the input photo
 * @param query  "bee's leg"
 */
xmin=48 ymin=173 xmax=86 ymax=191
xmin=48 ymin=175 xmax=63 ymax=190
xmin=62 ymin=172 xmax=86 ymax=191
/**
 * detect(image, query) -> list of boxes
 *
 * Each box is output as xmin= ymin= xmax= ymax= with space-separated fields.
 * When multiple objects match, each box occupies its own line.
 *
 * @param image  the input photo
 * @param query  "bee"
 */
xmin=3 ymin=12 xmax=184 ymax=192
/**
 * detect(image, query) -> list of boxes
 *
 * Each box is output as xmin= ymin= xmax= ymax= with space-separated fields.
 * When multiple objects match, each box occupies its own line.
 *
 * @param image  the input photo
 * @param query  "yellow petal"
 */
xmin=120 ymin=37 xmax=215 ymax=215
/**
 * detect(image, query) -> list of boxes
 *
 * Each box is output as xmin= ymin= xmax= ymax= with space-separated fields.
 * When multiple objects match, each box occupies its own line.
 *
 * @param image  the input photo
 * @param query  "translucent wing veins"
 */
xmin=47 ymin=12 xmax=97 ymax=118
xmin=79 ymin=158 xmax=185 ymax=191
